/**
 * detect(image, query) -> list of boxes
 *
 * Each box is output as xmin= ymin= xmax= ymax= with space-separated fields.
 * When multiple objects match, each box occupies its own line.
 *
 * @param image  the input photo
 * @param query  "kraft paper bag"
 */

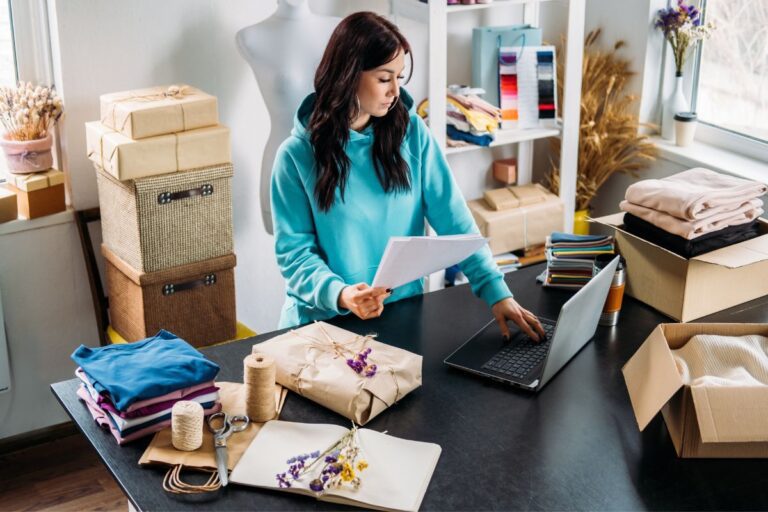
xmin=139 ymin=381 xmax=287 ymax=471
xmin=255 ymin=321 xmax=423 ymax=425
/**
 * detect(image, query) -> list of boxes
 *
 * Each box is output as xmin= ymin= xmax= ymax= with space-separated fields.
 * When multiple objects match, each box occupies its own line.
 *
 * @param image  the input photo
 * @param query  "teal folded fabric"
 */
xmin=71 ymin=330 xmax=220 ymax=411
xmin=550 ymin=232 xmax=611 ymax=244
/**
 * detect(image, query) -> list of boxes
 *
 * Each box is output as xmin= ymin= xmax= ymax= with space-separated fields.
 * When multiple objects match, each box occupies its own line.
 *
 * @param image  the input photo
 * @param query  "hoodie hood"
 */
xmin=291 ymin=87 xmax=415 ymax=141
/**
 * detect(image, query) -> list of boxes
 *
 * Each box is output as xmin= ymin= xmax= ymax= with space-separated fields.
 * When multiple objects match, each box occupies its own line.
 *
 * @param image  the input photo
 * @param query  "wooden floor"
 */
xmin=0 ymin=434 xmax=126 ymax=511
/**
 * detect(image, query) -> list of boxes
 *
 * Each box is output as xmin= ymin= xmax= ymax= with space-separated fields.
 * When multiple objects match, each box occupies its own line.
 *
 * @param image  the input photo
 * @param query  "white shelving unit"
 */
xmin=392 ymin=0 xmax=585 ymax=231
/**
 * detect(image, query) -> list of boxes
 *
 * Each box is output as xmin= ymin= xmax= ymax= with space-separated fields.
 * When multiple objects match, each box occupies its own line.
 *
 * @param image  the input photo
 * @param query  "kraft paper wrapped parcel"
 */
xmin=100 ymin=84 xmax=219 ymax=139
xmin=255 ymin=321 xmax=422 ymax=425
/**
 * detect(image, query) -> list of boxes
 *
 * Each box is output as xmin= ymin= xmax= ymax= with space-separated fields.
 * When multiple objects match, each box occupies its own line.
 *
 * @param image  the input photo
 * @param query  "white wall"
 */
xmin=0 ymin=219 xmax=99 ymax=438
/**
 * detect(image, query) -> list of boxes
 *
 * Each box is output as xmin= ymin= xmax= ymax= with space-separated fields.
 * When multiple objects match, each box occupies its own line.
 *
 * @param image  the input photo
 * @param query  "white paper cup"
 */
xmin=674 ymin=112 xmax=698 ymax=147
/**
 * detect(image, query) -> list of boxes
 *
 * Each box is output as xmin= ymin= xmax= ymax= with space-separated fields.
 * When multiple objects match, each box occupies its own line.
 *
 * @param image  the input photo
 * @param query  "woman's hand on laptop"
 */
xmin=492 ymin=297 xmax=546 ymax=342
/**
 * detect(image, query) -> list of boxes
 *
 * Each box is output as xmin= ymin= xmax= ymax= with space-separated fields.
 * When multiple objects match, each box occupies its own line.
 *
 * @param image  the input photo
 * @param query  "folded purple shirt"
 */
xmin=102 ymin=384 xmax=218 ymax=418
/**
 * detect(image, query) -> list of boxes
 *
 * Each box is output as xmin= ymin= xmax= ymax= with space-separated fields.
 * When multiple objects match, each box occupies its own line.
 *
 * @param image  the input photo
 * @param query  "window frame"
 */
xmin=681 ymin=0 xmax=768 ymax=162
xmin=1 ymin=0 xmax=57 ymax=185
xmin=9 ymin=0 xmax=53 ymax=84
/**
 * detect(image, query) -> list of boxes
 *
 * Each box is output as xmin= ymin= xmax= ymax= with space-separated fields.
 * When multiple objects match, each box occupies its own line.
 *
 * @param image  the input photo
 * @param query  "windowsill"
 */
xmin=652 ymin=137 xmax=768 ymax=183
xmin=0 ymin=207 xmax=74 ymax=237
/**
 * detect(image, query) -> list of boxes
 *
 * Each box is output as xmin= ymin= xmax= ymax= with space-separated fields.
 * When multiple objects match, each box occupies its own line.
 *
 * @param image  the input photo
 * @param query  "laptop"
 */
xmin=444 ymin=256 xmax=620 ymax=392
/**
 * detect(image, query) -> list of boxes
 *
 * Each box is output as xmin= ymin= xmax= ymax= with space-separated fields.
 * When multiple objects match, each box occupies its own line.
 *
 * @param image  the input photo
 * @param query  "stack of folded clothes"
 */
xmin=417 ymin=86 xmax=501 ymax=147
xmin=620 ymin=168 xmax=767 ymax=258
xmin=543 ymin=232 xmax=615 ymax=289
xmin=71 ymin=330 xmax=222 ymax=445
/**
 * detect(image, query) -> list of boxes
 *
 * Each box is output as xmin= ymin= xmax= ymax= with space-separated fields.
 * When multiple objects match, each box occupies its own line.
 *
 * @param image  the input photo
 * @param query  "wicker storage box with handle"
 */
xmin=102 ymin=244 xmax=236 ymax=347
xmin=96 ymin=162 xmax=234 ymax=273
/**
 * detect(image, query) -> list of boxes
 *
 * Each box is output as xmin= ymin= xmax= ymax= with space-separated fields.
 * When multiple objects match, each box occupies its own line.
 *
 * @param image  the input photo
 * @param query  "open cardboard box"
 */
xmin=623 ymin=322 xmax=768 ymax=458
xmin=592 ymin=213 xmax=768 ymax=321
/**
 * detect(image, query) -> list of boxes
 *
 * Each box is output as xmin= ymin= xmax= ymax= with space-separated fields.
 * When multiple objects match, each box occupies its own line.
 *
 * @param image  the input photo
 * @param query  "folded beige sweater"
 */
xmin=625 ymin=168 xmax=767 ymax=221
xmin=673 ymin=334 xmax=768 ymax=388
xmin=620 ymin=198 xmax=764 ymax=240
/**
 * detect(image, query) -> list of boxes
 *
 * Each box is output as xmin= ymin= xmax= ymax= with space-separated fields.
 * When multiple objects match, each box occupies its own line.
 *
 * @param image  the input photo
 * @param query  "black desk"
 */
xmin=52 ymin=264 xmax=768 ymax=511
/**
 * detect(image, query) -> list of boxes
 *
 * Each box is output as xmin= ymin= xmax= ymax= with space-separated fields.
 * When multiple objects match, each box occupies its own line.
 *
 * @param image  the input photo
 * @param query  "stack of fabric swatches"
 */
xmin=499 ymin=50 xmax=519 ymax=124
xmin=536 ymin=50 xmax=555 ymax=119
xmin=543 ymin=232 xmax=615 ymax=289
xmin=70 ymin=330 xmax=222 ymax=445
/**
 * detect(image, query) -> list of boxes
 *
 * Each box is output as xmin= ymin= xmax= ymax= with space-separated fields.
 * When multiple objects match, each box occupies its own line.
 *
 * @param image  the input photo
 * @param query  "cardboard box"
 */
xmin=493 ymin=158 xmax=517 ymax=184
xmin=86 ymin=122 xmax=231 ymax=181
xmin=592 ymin=213 xmax=768 ymax=321
xmin=623 ymin=322 xmax=768 ymax=458
xmin=100 ymin=85 xmax=219 ymax=139
xmin=0 ymin=186 xmax=17 ymax=223
xmin=4 ymin=168 xmax=65 ymax=192
xmin=469 ymin=190 xmax=564 ymax=255
xmin=5 ymin=182 xmax=65 ymax=219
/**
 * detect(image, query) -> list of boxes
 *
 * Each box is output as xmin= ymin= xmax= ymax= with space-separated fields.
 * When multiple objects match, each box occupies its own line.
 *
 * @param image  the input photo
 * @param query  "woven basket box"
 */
xmin=102 ymin=244 xmax=236 ymax=347
xmin=96 ymin=162 xmax=233 ymax=273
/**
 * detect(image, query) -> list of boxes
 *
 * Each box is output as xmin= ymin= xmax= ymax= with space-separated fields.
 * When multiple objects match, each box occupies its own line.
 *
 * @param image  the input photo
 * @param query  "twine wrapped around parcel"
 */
xmin=255 ymin=321 xmax=422 ymax=425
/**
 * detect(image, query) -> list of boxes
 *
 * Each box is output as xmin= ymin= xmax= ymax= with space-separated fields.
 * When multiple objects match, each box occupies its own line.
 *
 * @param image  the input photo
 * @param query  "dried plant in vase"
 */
xmin=544 ymin=29 xmax=657 ymax=219
xmin=0 ymin=82 xmax=63 ymax=174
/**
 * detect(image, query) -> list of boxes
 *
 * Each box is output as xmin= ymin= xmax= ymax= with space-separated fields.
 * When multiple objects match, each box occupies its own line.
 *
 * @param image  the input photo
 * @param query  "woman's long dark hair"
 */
xmin=309 ymin=12 xmax=414 ymax=212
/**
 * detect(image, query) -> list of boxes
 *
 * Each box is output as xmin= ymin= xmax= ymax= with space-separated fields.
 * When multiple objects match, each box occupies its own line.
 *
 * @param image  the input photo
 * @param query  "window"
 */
xmin=690 ymin=0 xmax=768 ymax=148
xmin=0 ymin=0 xmax=15 ymax=87
xmin=0 ymin=0 xmax=15 ymax=178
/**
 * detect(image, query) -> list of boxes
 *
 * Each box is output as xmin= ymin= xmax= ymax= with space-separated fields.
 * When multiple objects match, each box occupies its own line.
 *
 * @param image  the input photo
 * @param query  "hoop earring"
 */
xmin=387 ymin=96 xmax=399 ymax=112
xmin=351 ymin=95 xmax=361 ymax=121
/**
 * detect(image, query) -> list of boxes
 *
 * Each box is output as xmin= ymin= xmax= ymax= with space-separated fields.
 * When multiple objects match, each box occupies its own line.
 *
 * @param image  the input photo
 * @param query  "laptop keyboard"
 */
xmin=481 ymin=323 xmax=555 ymax=380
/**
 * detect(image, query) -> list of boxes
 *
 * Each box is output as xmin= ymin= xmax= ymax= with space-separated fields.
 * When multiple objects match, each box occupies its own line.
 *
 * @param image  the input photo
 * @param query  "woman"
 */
xmin=271 ymin=11 xmax=544 ymax=341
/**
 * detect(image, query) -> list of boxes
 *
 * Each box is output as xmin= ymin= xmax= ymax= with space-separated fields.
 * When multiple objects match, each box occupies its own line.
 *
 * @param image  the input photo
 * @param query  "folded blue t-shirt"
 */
xmin=71 ymin=330 xmax=220 ymax=411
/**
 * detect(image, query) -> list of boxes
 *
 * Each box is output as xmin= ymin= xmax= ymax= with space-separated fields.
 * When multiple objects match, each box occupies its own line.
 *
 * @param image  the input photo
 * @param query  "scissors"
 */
xmin=207 ymin=412 xmax=249 ymax=486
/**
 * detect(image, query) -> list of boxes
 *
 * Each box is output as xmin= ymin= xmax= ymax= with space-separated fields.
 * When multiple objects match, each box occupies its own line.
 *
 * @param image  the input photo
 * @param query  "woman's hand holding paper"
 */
xmin=338 ymin=283 xmax=391 ymax=320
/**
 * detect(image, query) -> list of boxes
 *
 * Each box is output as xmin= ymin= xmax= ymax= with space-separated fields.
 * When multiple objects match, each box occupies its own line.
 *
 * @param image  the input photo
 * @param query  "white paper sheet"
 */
xmin=371 ymin=234 xmax=488 ymax=289
xmin=229 ymin=420 xmax=442 ymax=512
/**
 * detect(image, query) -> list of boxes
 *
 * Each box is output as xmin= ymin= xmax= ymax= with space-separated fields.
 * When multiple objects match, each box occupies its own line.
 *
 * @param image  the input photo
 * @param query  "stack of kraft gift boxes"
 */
xmin=85 ymin=84 xmax=236 ymax=347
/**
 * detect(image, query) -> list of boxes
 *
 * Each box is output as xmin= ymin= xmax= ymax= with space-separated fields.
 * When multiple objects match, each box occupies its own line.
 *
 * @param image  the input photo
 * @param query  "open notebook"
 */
xmin=230 ymin=421 xmax=442 ymax=512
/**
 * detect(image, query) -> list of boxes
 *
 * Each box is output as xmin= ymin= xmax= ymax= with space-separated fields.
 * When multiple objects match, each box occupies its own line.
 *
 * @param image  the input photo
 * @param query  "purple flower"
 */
xmin=276 ymin=472 xmax=292 ymax=488
xmin=311 ymin=450 xmax=320 ymax=458
xmin=309 ymin=478 xmax=324 ymax=492
xmin=346 ymin=347 xmax=377 ymax=377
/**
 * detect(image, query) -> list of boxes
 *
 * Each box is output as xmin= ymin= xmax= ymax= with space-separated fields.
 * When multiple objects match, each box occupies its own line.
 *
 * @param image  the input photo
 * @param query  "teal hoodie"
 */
xmin=271 ymin=88 xmax=512 ymax=328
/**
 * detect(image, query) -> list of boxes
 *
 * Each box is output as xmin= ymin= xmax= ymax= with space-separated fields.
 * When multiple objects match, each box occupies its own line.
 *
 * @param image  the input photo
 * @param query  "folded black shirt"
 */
xmin=622 ymin=213 xmax=761 ymax=259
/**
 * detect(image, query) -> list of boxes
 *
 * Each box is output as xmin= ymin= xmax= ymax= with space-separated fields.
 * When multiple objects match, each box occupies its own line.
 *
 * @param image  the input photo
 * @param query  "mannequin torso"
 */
xmin=236 ymin=0 xmax=340 ymax=234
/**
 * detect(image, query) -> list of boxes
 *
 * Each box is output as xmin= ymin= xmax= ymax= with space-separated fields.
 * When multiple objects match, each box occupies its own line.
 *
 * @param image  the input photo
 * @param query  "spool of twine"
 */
xmin=171 ymin=401 xmax=204 ymax=451
xmin=244 ymin=352 xmax=276 ymax=422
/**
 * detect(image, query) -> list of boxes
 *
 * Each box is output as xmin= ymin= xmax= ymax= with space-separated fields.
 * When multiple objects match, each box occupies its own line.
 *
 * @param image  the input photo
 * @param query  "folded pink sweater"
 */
xmin=620 ymin=199 xmax=764 ymax=240
xmin=625 ymin=168 xmax=767 ymax=220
